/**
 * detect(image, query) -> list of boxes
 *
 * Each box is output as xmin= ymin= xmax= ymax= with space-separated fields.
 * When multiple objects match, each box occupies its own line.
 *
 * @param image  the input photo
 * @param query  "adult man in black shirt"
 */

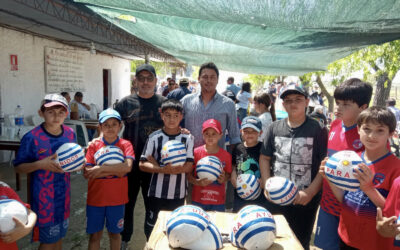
xmin=115 ymin=64 xmax=166 ymax=248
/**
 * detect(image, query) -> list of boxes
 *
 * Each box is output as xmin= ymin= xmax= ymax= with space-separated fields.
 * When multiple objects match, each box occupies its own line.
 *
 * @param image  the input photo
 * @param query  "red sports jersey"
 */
xmin=321 ymin=120 xmax=364 ymax=216
xmin=192 ymin=145 xmax=232 ymax=205
xmin=339 ymin=152 xmax=400 ymax=250
xmin=383 ymin=176 xmax=400 ymax=249
xmin=85 ymin=137 xmax=135 ymax=206
xmin=0 ymin=181 xmax=30 ymax=250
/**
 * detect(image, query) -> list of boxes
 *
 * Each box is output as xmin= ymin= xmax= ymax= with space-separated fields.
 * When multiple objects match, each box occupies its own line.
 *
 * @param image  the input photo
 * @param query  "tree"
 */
xmin=299 ymin=72 xmax=335 ymax=112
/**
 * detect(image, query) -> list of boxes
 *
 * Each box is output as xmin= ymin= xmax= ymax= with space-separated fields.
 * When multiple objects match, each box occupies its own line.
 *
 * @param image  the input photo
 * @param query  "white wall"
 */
xmin=0 ymin=27 xmax=131 ymax=119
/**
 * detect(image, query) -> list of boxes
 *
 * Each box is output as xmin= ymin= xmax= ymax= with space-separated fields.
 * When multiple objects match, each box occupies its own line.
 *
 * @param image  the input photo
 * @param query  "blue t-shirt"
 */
xmin=13 ymin=124 xmax=76 ymax=227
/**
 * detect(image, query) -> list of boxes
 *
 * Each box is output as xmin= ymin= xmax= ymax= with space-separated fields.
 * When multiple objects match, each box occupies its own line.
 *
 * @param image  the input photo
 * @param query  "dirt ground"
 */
xmin=1 ymin=162 xmax=320 ymax=250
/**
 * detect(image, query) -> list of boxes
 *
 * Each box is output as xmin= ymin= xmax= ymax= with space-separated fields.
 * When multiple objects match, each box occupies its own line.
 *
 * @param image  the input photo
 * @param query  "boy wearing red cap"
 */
xmin=189 ymin=119 xmax=232 ymax=211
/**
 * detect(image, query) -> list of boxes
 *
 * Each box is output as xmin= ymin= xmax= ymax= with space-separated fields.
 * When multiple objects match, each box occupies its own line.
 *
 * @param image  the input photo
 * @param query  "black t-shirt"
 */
xmin=115 ymin=93 xmax=166 ymax=160
xmin=232 ymin=142 xmax=262 ymax=179
xmin=261 ymin=116 xmax=328 ymax=190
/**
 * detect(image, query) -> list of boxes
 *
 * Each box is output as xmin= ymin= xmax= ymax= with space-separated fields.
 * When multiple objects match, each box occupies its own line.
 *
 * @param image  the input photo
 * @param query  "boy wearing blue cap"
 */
xmin=84 ymin=108 xmax=135 ymax=250
xmin=231 ymin=116 xmax=265 ymax=212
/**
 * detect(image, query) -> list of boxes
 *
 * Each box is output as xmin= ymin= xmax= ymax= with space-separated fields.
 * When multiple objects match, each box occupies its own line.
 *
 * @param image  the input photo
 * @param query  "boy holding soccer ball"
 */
xmin=188 ymin=118 xmax=232 ymax=212
xmin=84 ymin=108 xmax=134 ymax=250
xmin=139 ymin=99 xmax=194 ymax=239
xmin=14 ymin=94 xmax=75 ymax=250
xmin=322 ymin=107 xmax=400 ymax=249
xmin=231 ymin=116 xmax=264 ymax=212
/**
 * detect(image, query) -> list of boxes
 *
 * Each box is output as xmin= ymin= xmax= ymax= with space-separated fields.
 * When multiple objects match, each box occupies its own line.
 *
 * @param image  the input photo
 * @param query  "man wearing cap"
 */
xmin=167 ymin=78 xmax=192 ymax=101
xmin=386 ymin=98 xmax=400 ymax=123
xmin=114 ymin=64 xmax=166 ymax=248
xmin=181 ymin=62 xmax=240 ymax=149
xmin=259 ymin=84 xmax=328 ymax=250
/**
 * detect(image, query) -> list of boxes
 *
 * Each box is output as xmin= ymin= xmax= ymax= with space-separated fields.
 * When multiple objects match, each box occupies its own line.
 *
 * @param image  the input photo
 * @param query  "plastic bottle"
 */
xmin=113 ymin=99 xmax=119 ymax=109
xmin=0 ymin=112 xmax=4 ymax=137
xmin=15 ymin=105 xmax=24 ymax=137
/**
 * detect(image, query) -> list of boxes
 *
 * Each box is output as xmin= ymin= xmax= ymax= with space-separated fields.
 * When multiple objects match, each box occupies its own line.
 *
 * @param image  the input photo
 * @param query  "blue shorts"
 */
xmin=86 ymin=205 xmax=125 ymax=234
xmin=192 ymin=201 xmax=225 ymax=212
xmin=33 ymin=219 xmax=69 ymax=244
xmin=314 ymin=208 xmax=340 ymax=250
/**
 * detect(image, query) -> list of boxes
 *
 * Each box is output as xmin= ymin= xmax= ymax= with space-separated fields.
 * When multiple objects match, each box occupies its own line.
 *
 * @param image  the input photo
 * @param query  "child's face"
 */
xmin=241 ymin=127 xmax=260 ymax=145
xmin=203 ymin=128 xmax=222 ymax=146
xmin=335 ymin=100 xmax=366 ymax=123
xmin=253 ymin=101 xmax=266 ymax=114
xmin=358 ymin=121 xmax=393 ymax=152
xmin=161 ymin=109 xmax=183 ymax=130
xmin=282 ymin=94 xmax=309 ymax=117
xmin=40 ymin=106 xmax=67 ymax=127
xmin=100 ymin=118 xmax=121 ymax=139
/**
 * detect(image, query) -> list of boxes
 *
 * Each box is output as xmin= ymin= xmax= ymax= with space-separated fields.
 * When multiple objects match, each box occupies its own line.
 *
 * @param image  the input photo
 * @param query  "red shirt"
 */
xmin=339 ymin=152 xmax=400 ymax=249
xmin=321 ymin=120 xmax=364 ymax=216
xmin=0 ymin=181 xmax=30 ymax=250
xmin=383 ymin=176 xmax=400 ymax=249
xmin=85 ymin=137 xmax=135 ymax=206
xmin=192 ymin=145 xmax=232 ymax=205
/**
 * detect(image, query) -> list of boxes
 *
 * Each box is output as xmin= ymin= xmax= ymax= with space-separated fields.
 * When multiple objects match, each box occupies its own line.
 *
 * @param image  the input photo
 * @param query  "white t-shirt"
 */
xmin=236 ymin=91 xmax=252 ymax=110
xmin=258 ymin=112 xmax=273 ymax=142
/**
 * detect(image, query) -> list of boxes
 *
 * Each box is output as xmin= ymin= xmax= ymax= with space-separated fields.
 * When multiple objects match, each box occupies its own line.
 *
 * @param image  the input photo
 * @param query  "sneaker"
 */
xmin=120 ymin=241 xmax=129 ymax=250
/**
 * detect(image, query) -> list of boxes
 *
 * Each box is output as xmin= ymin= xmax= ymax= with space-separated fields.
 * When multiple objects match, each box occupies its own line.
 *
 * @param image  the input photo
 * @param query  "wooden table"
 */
xmin=0 ymin=136 xmax=21 ymax=191
xmin=147 ymin=211 xmax=304 ymax=250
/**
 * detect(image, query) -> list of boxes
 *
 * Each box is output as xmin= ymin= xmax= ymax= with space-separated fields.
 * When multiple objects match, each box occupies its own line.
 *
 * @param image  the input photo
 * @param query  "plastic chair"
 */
xmin=89 ymin=103 xmax=99 ymax=120
xmin=64 ymin=120 xmax=89 ymax=147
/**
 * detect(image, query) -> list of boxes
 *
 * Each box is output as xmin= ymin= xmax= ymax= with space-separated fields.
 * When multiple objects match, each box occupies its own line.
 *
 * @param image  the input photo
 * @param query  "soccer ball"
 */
xmin=196 ymin=156 xmax=223 ymax=182
xmin=264 ymin=176 xmax=298 ymax=206
xmin=325 ymin=150 xmax=362 ymax=192
xmin=0 ymin=199 xmax=28 ymax=233
xmin=161 ymin=140 xmax=187 ymax=167
xmin=94 ymin=145 xmax=125 ymax=166
xmin=56 ymin=143 xmax=85 ymax=172
xmin=236 ymin=174 xmax=261 ymax=200
xmin=180 ymin=221 xmax=223 ymax=250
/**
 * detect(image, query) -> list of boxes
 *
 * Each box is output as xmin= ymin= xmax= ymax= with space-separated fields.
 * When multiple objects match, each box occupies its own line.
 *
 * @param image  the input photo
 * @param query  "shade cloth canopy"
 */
xmin=75 ymin=0 xmax=400 ymax=75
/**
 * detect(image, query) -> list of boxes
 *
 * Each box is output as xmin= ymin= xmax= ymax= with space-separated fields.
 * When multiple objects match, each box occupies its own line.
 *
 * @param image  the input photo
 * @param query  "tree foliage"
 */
xmin=243 ymin=74 xmax=278 ymax=92
xmin=131 ymin=60 xmax=179 ymax=80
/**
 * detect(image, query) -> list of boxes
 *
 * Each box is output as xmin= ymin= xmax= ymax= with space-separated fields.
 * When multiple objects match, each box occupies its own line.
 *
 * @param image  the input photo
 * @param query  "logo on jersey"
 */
xmin=373 ymin=173 xmax=385 ymax=185
xmin=352 ymin=139 xmax=363 ymax=150
xmin=329 ymin=132 xmax=335 ymax=141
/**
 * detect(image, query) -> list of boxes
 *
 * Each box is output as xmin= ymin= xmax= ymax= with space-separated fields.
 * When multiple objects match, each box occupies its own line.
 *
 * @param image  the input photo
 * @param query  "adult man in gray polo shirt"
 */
xmin=181 ymin=62 xmax=241 ymax=149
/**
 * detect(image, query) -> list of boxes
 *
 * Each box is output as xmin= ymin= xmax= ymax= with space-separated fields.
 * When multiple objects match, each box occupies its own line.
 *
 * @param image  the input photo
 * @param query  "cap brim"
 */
xmin=99 ymin=115 xmax=121 ymax=123
xmin=44 ymin=101 xmax=68 ymax=110
xmin=202 ymin=126 xmax=222 ymax=134
xmin=136 ymin=69 xmax=156 ymax=77
xmin=241 ymin=124 xmax=261 ymax=132
xmin=280 ymin=90 xmax=307 ymax=99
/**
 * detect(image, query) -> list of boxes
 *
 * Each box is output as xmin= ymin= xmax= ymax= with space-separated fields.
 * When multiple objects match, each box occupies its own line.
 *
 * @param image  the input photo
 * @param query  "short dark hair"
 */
xmin=357 ymin=106 xmax=396 ymax=133
xmin=227 ymin=77 xmax=234 ymax=82
xmin=386 ymin=98 xmax=396 ymax=106
xmin=179 ymin=78 xmax=189 ymax=87
xmin=334 ymin=78 xmax=372 ymax=107
xmin=241 ymin=82 xmax=251 ymax=93
xmin=161 ymin=99 xmax=183 ymax=113
xmin=198 ymin=62 xmax=219 ymax=78
xmin=60 ymin=92 xmax=69 ymax=97
xmin=74 ymin=92 xmax=83 ymax=97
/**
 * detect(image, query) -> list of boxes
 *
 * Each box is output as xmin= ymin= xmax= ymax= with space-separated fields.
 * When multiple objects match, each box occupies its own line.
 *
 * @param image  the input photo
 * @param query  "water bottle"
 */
xmin=0 ymin=112 xmax=4 ymax=137
xmin=15 ymin=105 xmax=24 ymax=137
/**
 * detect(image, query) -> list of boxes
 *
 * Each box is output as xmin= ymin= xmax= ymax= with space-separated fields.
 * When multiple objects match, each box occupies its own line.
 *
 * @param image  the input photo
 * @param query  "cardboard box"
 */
xmin=147 ymin=211 xmax=303 ymax=249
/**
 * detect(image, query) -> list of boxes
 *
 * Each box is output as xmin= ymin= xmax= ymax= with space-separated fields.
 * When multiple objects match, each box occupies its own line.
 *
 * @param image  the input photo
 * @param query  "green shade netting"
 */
xmin=74 ymin=0 xmax=400 ymax=75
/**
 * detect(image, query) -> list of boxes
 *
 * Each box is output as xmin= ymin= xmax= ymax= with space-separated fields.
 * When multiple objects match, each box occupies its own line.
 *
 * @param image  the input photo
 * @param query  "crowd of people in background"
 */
xmin=4 ymin=62 xmax=400 ymax=250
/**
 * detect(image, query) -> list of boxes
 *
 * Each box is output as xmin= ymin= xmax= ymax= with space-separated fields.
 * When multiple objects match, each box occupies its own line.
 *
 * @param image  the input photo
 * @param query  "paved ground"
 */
xmin=1 ymin=162 xmax=320 ymax=250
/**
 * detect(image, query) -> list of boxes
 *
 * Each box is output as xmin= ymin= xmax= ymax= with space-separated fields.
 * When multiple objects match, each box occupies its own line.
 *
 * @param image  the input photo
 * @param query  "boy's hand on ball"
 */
xmin=0 ymin=217 xmax=28 ymax=243
xmin=318 ymin=157 xmax=328 ymax=179
xmin=354 ymin=163 xmax=374 ymax=191
xmin=217 ymin=170 xmax=226 ymax=184
xmin=41 ymin=153 xmax=64 ymax=173
xmin=197 ymin=178 xmax=213 ymax=186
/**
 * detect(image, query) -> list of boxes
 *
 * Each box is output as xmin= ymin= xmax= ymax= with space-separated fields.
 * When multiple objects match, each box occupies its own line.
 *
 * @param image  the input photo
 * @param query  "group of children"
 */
xmin=3 ymin=77 xmax=400 ymax=250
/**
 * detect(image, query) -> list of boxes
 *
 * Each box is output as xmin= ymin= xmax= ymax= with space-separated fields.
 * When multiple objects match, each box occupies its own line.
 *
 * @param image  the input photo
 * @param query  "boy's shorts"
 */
xmin=32 ymin=219 xmax=69 ymax=244
xmin=314 ymin=208 xmax=340 ymax=250
xmin=86 ymin=204 xmax=125 ymax=234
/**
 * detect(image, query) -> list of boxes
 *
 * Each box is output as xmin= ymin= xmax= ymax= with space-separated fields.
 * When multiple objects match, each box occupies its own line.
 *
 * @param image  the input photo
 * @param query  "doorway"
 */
xmin=103 ymin=69 xmax=111 ymax=110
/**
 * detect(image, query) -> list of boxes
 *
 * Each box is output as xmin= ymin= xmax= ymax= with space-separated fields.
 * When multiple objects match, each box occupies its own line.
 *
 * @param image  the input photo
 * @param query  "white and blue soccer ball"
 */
xmin=180 ymin=220 xmax=223 ymax=250
xmin=56 ymin=143 xmax=85 ymax=172
xmin=264 ymin=176 xmax=298 ymax=206
xmin=166 ymin=205 xmax=210 ymax=248
xmin=230 ymin=205 xmax=276 ymax=249
xmin=325 ymin=150 xmax=362 ymax=192
xmin=161 ymin=140 xmax=187 ymax=167
xmin=0 ymin=199 xmax=28 ymax=233
xmin=236 ymin=174 xmax=261 ymax=200
xmin=196 ymin=156 xmax=223 ymax=182
xmin=94 ymin=145 xmax=125 ymax=166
